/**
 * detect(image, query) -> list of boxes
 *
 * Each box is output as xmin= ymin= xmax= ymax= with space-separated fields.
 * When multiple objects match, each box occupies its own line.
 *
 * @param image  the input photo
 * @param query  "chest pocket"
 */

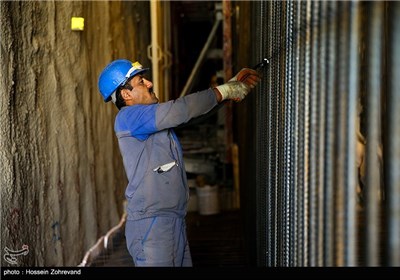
xmin=153 ymin=161 xmax=178 ymax=173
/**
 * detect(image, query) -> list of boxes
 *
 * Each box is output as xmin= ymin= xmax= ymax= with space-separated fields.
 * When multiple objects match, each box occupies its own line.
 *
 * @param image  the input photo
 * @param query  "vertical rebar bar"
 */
xmin=365 ymin=1 xmax=384 ymax=267
xmin=345 ymin=1 xmax=360 ymax=266
xmin=254 ymin=0 xmax=269 ymax=267
xmin=386 ymin=1 xmax=400 ymax=267
xmin=323 ymin=0 xmax=337 ymax=267
xmin=292 ymin=1 xmax=300 ymax=266
xmin=270 ymin=0 xmax=279 ymax=266
xmin=303 ymin=0 xmax=311 ymax=267
xmin=317 ymin=0 xmax=328 ymax=267
xmin=283 ymin=0 xmax=295 ymax=267
xmin=295 ymin=0 xmax=305 ymax=266
xmin=264 ymin=0 xmax=273 ymax=266
xmin=309 ymin=0 xmax=320 ymax=267
xmin=334 ymin=1 xmax=350 ymax=266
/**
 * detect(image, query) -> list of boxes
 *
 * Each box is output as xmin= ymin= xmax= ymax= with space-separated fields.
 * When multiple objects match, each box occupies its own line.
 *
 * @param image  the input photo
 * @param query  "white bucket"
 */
xmin=196 ymin=185 xmax=219 ymax=215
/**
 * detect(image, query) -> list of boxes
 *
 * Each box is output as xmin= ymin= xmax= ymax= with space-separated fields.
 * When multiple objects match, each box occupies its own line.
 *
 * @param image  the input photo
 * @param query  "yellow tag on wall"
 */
xmin=71 ymin=17 xmax=84 ymax=31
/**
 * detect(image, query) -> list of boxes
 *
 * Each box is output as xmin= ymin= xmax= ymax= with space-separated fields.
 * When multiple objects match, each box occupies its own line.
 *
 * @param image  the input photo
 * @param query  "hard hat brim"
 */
xmin=104 ymin=67 xmax=150 ymax=102
xmin=126 ymin=67 xmax=150 ymax=81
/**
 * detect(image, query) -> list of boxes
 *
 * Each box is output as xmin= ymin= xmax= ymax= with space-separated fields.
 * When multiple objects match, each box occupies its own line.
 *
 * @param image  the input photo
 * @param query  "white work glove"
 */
xmin=215 ymin=68 xmax=261 ymax=102
xmin=215 ymin=81 xmax=251 ymax=102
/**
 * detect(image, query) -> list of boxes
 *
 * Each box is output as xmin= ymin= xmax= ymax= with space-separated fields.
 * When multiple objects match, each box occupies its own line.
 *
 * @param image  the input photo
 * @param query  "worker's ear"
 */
xmin=121 ymin=88 xmax=131 ymax=100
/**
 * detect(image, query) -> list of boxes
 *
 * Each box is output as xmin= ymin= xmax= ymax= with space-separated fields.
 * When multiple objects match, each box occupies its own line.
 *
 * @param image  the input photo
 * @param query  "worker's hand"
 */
xmin=229 ymin=68 xmax=261 ymax=89
xmin=214 ymin=68 xmax=261 ymax=102
xmin=215 ymin=81 xmax=251 ymax=102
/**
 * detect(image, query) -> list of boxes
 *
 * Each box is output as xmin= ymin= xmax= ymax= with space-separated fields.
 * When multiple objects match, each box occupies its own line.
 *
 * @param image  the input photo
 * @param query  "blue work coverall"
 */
xmin=115 ymin=89 xmax=218 ymax=266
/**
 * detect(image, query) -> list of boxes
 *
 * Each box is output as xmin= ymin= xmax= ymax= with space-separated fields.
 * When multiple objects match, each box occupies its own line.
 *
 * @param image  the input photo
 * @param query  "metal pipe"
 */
xmin=179 ymin=11 xmax=222 ymax=98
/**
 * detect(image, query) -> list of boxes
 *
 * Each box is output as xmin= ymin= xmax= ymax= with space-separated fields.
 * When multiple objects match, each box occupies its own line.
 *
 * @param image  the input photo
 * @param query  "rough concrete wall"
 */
xmin=0 ymin=1 xmax=150 ymax=266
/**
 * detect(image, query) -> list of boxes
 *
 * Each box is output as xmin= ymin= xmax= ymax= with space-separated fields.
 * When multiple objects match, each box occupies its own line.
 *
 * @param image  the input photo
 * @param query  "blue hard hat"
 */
xmin=98 ymin=59 xmax=149 ymax=102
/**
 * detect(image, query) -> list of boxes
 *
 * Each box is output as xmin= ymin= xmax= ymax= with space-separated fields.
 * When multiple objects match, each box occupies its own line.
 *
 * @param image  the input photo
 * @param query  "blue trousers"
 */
xmin=125 ymin=216 xmax=193 ymax=267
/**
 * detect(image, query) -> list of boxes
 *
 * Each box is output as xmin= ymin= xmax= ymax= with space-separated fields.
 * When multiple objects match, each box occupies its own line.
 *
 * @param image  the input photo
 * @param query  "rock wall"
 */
xmin=0 ymin=0 xmax=150 ymax=266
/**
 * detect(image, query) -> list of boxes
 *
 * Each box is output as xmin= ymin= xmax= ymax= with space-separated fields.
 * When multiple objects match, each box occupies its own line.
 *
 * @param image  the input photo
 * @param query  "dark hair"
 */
xmin=115 ymin=77 xmax=134 ymax=110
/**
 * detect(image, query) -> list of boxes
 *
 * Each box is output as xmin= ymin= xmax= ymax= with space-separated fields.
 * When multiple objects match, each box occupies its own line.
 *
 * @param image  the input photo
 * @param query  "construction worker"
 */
xmin=97 ymin=59 xmax=261 ymax=267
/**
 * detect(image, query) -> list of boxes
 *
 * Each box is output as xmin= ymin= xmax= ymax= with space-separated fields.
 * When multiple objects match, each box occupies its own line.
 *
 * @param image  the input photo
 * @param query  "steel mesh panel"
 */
xmin=250 ymin=0 xmax=398 ymax=267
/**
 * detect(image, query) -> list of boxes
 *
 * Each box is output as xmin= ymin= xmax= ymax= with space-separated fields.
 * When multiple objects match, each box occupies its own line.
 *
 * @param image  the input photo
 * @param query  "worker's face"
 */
xmin=124 ymin=75 xmax=158 ymax=105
